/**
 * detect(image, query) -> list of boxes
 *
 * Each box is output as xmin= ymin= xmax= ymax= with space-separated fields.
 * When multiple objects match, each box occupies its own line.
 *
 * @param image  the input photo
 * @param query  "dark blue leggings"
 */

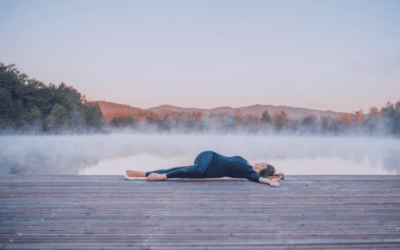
xmin=146 ymin=151 xmax=214 ymax=179
xmin=146 ymin=166 xmax=204 ymax=179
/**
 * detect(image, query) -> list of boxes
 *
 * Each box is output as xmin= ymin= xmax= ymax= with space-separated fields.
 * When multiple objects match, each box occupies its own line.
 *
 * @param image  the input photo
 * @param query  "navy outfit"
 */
xmin=146 ymin=151 xmax=261 ymax=183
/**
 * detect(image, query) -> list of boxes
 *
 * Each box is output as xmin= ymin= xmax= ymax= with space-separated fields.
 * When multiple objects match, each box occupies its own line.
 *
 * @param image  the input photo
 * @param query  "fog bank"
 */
xmin=1 ymin=133 xmax=399 ymax=175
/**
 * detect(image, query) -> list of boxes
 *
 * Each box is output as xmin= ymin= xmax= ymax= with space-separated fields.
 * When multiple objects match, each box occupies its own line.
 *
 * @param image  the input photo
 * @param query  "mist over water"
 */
xmin=1 ymin=133 xmax=399 ymax=175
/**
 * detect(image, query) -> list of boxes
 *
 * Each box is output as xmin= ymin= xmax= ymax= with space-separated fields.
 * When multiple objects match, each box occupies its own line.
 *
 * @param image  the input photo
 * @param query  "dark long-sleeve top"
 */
xmin=147 ymin=151 xmax=261 ymax=183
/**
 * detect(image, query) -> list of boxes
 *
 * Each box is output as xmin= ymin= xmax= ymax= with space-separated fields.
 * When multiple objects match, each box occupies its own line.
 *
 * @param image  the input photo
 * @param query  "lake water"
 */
xmin=1 ymin=133 xmax=399 ymax=175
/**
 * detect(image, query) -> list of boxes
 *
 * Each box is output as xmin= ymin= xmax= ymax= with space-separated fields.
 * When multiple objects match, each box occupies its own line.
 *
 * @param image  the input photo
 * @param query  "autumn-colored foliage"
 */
xmin=97 ymin=100 xmax=400 ymax=136
xmin=338 ymin=114 xmax=351 ymax=124
xmin=369 ymin=107 xmax=380 ymax=116
xmin=245 ymin=115 xmax=260 ymax=123
xmin=96 ymin=101 xmax=147 ymax=120
xmin=352 ymin=110 xmax=365 ymax=124
xmin=233 ymin=109 xmax=244 ymax=122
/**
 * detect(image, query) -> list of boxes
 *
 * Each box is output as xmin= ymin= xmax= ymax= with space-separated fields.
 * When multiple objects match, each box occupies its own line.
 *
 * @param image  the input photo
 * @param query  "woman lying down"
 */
xmin=126 ymin=151 xmax=284 ymax=187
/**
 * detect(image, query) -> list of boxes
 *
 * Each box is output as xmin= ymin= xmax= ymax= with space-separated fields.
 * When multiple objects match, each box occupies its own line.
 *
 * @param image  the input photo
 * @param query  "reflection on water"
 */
xmin=1 ymin=133 xmax=399 ymax=175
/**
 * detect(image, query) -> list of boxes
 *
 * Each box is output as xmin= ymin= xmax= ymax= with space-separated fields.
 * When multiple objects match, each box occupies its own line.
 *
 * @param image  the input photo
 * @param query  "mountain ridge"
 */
xmin=96 ymin=101 xmax=345 ymax=121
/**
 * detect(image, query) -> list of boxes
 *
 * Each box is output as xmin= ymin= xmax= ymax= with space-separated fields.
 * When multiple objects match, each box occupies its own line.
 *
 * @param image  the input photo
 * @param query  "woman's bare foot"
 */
xmin=146 ymin=173 xmax=167 ymax=181
xmin=126 ymin=170 xmax=146 ymax=177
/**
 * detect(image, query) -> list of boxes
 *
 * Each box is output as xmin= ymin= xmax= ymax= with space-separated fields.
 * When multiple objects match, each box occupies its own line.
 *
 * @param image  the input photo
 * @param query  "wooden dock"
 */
xmin=1 ymin=175 xmax=400 ymax=249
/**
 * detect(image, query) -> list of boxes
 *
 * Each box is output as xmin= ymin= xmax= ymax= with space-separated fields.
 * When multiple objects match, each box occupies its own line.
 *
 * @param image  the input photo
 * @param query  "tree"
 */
xmin=261 ymin=110 xmax=271 ymax=123
xmin=369 ymin=107 xmax=380 ymax=117
xmin=24 ymin=106 xmax=42 ymax=125
xmin=51 ymin=103 xmax=68 ymax=127
xmin=111 ymin=116 xmax=135 ymax=127
xmin=273 ymin=111 xmax=288 ymax=131
xmin=0 ymin=63 xmax=27 ymax=127
xmin=82 ymin=101 xmax=103 ymax=129
xmin=302 ymin=115 xmax=316 ymax=126
xmin=300 ymin=115 xmax=317 ymax=133
xmin=364 ymin=107 xmax=381 ymax=134
xmin=381 ymin=101 xmax=400 ymax=135
xmin=352 ymin=110 xmax=365 ymax=124
xmin=144 ymin=111 xmax=158 ymax=123
xmin=233 ymin=109 xmax=244 ymax=124
xmin=0 ymin=62 xmax=104 ymax=133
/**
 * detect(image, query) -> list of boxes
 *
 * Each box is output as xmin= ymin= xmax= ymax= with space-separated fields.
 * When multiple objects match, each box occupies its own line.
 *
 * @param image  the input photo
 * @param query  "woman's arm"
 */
xmin=259 ymin=177 xmax=280 ymax=187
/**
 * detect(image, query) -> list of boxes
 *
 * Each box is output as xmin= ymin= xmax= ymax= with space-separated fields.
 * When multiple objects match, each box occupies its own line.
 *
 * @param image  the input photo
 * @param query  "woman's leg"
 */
xmin=126 ymin=166 xmax=190 ymax=177
xmin=164 ymin=166 xmax=204 ymax=179
xmin=145 ymin=166 xmax=190 ymax=177
xmin=145 ymin=152 xmax=213 ymax=180
xmin=146 ymin=165 xmax=204 ymax=181
xmin=127 ymin=165 xmax=202 ymax=179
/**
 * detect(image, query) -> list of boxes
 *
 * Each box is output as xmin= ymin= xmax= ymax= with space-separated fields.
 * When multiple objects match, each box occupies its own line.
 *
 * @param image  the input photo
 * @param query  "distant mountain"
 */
xmin=96 ymin=101 xmax=148 ymax=120
xmin=96 ymin=101 xmax=344 ymax=120
xmin=148 ymin=105 xmax=209 ymax=114
xmin=238 ymin=104 xmax=343 ymax=119
xmin=149 ymin=104 xmax=344 ymax=119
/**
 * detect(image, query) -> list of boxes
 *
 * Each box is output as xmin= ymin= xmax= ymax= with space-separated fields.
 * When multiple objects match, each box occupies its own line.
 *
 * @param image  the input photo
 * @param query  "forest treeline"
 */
xmin=1 ymin=62 xmax=399 ymax=136
xmin=107 ymin=102 xmax=400 ymax=136
xmin=0 ymin=63 xmax=103 ymax=133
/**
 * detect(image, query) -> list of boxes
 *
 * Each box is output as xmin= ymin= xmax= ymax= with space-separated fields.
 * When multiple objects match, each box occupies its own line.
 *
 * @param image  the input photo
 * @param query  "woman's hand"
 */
xmin=259 ymin=177 xmax=280 ymax=187
xmin=267 ymin=179 xmax=280 ymax=187
xmin=146 ymin=173 xmax=167 ymax=181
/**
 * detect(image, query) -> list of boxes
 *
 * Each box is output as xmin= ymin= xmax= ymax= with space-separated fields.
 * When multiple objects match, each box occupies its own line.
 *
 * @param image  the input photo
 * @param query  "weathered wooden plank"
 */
xmin=1 ymin=175 xmax=400 ymax=249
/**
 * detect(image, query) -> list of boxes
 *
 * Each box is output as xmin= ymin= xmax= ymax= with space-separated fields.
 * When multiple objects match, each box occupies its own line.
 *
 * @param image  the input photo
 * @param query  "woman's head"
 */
xmin=254 ymin=163 xmax=275 ymax=177
xmin=260 ymin=165 xmax=275 ymax=177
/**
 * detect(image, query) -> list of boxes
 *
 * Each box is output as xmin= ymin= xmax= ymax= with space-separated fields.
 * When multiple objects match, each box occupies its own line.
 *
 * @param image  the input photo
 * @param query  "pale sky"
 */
xmin=1 ymin=0 xmax=399 ymax=112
